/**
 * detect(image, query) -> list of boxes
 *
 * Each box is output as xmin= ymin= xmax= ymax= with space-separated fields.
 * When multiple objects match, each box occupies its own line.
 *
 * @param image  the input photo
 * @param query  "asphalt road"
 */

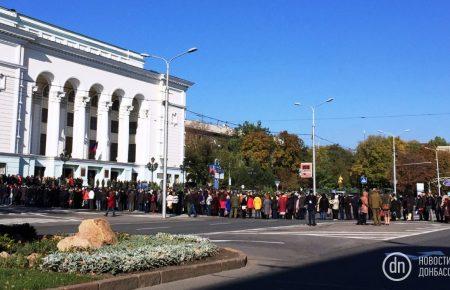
xmin=1 ymin=206 xmax=450 ymax=290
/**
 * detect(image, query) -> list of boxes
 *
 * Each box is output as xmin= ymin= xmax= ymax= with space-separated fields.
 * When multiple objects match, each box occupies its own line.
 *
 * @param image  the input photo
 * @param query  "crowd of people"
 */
xmin=1 ymin=174 xmax=450 ymax=225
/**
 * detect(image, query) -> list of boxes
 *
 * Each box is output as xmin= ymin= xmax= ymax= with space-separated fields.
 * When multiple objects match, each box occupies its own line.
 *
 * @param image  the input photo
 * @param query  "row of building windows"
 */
xmin=41 ymin=110 xmax=137 ymax=134
xmin=86 ymin=140 xmax=135 ymax=162
xmin=38 ymin=133 xmax=136 ymax=163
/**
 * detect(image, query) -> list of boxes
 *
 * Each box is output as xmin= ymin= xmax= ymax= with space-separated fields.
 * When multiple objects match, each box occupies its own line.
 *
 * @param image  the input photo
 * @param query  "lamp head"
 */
xmin=140 ymin=53 xmax=150 ymax=58
xmin=326 ymin=98 xmax=334 ymax=103
xmin=187 ymin=47 xmax=198 ymax=53
xmin=294 ymin=102 xmax=301 ymax=106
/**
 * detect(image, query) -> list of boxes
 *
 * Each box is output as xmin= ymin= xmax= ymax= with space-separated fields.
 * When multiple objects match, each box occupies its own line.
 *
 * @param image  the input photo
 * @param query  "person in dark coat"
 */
xmin=338 ymin=194 xmax=345 ymax=220
xmin=351 ymin=194 xmax=360 ymax=220
xmin=298 ymin=193 xmax=306 ymax=219
xmin=305 ymin=193 xmax=317 ymax=226
xmin=128 ymin=189 xmax=136 ymax=212
xmin=240 ymin=194 xmax=247 ymax=219
xmin=416 ymin=195 xmax=425 ymax=221
xmin=436 ymin=195 xmax=444 ymax=222
xmin=319 ymin=194 xmax=329 ymax=220
xmin=286 ymin=194 xmax=295 ymax=220
xmin=271 ymin=195 xmax=278 ymax=219
xmin=344 ymin=195 xmax=352 ymax=220
xmin=390 ymin=194 xmax=401 ymax=221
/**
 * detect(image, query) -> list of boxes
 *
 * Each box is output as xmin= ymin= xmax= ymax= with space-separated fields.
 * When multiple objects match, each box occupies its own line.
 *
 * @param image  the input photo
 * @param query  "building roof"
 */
xmin=0 ymin=6 xmax=194 ymax=88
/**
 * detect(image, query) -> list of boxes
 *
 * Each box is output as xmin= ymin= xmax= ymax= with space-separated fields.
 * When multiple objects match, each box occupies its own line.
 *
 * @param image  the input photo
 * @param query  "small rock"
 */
xmin=0 ymin=251 xmax=10 ymax=258
xmin=27 ymin=253 xmax=41 ymax=267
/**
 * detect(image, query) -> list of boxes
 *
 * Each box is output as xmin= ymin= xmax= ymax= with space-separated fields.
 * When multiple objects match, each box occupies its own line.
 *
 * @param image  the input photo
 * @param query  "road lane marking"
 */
xmin=209 ymin=222 xmax=231 ymax=225
xmin=209 ymin=239 xmax=285 ymax=244
xmin=135 ymin=226 xmax=170 ymax=231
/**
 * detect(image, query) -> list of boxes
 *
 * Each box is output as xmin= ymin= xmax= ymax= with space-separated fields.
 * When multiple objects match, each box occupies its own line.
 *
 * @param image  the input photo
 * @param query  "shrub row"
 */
xmin=40 ymin=233 xmax=218 ymax=274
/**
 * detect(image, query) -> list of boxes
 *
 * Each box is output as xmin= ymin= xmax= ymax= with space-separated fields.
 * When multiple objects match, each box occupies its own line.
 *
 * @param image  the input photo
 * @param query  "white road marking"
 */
xmin=135 ymin=226 xmax=170 ymax=231
xmin=210 ymin=239 xmax=285 ymax=244
xmin=209 ymin=222 xmax=231 ymax=225
xmin=0 ymin=217 xmax=80 ymax=225
xmin=201 ymin=224 xmax=450 ymax=241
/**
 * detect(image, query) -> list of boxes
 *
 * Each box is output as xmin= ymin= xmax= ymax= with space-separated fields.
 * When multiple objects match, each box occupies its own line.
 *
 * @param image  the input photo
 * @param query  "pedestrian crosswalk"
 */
xmin=203 ymin=223 xmax=450 ymax=241
xmin=0 ymin=213 xmax=80 ymax=225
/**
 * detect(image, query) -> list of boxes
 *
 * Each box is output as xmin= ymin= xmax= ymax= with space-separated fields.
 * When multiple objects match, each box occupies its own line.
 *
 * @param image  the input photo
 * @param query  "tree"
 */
xmin=397 ymin=141 xmax=450 ymax=194
xmin=316 ymin=144 xmax=355 ymax=189
xmin=352 ymin=135 xmax=406 ymax=188
xmin=241 ymin=131 xmax=276 ymax=169
xmin=185 ymin=137 xmax=217 ymax=186
xmin=273 ymin=131 xmax=307 ymax=170
xmin=427 ymin=136 xmax=448 ymax=147
xmin=235 ymin=121 xmax=269 ymax=136
xmin=232 ymin=160 xmax=275 ymax=190
xmin=272 ymin=131 xmax=308 ymax=190
xmin=396 ymin=141 xmax=435 ymax=193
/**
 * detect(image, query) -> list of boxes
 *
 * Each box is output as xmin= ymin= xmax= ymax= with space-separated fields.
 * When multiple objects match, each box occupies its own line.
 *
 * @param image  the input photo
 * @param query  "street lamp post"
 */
xmin=146 ymin=157 xmax=158 ymax=184
xmin=294 ymin=98 xmax=334 ymax=195
xmin=59 ymin=149 xmax=71 ymax=183
xmin=179 ymin=164 xmax=186 ymax=186
xmin=141 ymin=47 xmax=197 ymax=218
xmin=425 ymin=147 xmax=442 ymax=196
xmin=377 ymin=129 xmax=410 ymax=195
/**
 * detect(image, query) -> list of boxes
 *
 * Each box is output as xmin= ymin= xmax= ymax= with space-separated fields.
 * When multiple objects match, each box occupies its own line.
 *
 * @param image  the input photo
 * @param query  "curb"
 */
xmin=55 ymin=248 xmax=247 ymax=290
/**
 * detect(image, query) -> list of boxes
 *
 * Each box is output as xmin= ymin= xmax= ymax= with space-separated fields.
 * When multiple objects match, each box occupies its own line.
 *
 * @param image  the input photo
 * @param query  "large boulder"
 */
xmin=57 ymin=218 xmax=117 ymax=252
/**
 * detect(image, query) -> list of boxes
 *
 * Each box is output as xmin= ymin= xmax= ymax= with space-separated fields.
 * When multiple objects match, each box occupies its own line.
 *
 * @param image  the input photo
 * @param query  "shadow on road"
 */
xmin=210 ymin=246 xmax=450 ymax=290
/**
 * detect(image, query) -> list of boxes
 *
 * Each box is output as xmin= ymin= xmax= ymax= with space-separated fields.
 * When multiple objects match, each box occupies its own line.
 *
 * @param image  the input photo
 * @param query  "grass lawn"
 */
xmin=0 ymin=268 xmax=101 ymax=290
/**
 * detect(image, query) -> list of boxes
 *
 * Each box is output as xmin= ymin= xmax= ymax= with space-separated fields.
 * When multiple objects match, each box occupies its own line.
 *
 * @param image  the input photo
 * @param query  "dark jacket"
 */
xmin=305 ymin=194 xmax=317 ymax=211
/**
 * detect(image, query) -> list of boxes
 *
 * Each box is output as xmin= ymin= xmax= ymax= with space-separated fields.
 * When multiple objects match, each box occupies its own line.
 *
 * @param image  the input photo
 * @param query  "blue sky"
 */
xmin=3 ymin=0 xmax=449 ymax=148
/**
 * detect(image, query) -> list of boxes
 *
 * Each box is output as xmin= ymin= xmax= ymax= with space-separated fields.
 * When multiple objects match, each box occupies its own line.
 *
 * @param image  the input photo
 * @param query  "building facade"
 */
xmin=0 ymin=7 xmax=192 ymax=186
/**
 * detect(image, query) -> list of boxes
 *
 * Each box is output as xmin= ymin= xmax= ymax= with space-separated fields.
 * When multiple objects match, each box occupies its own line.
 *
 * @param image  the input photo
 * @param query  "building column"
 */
xmin=117 ymin=105 xmax=133 ymax=163
xmin=22 ymin=82 xmax=35 ymax=155
xmin=72 ymin=95 xmax=90 ymax=159
xmin=96 ymin=100 xmax=111 ymax=161
xmin=135 ymin=109 xmax=149 ymax=165
xmin=45 ymin=89 xmax=65 ymax=157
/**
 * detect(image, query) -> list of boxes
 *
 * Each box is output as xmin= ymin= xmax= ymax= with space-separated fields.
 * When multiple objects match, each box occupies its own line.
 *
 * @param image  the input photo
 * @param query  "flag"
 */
xmin=89 ymin=142 xmax=98 ymax=154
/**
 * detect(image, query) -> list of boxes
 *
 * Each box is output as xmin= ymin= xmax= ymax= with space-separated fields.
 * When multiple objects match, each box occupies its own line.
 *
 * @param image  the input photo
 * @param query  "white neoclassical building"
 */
xmin=0 ymin=7 xmax=192 ymax=186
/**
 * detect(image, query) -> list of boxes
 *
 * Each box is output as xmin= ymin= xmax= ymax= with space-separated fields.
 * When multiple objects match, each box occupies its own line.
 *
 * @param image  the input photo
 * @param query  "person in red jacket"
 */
xmin=247 ymin=194 xmax=254 ymax=218
xmin=105 ymin=191 xmax=116 ymax=217
xmin=278 ymin=193 xmax=288 ymax=219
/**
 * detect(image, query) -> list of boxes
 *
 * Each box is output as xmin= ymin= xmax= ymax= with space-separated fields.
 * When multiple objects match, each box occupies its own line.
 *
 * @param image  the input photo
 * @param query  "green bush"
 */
xmin=0 ymin=234 xmax=15 ymax=253
xmin=41 ymin=233 xmax=218 ymax=274
xmin=0 ymin=224 xmax=37 ymax=242
xmin=0 ymin=253 xmax=29 ymax=268
xmin=13 ymin=238 xmax=59 ymax=256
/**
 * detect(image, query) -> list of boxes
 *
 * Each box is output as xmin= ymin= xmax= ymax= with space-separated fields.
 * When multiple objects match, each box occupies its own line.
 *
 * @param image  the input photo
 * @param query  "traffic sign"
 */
xmin=443 ymin=179 xmax=450 ymax=187
xmin=360 ymin=176 xmax=367 ymax=184
xmin=275 ymin=180 xmax=280 ymax=189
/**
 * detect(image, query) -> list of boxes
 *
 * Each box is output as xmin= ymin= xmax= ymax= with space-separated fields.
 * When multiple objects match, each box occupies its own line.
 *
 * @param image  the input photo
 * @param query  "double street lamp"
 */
xmin=294 ymin=97 xmax=334 ymax=195
xmin=377 ymin=129 xmax=410 ymax=195
xmin=59 ymin=149 xmax=71 ymax=182
xmin=424 ymin=146 xmax=442 ymax=196
xmin=141 ymin=47 xmax=197 ymax=219
xmin=146 ymin=157 xmax=158 ymax=184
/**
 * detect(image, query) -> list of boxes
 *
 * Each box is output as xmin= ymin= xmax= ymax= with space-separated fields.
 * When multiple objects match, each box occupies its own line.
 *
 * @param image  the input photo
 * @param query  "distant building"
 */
xmin=0 ymin=7 xmax=192 ymax=185
xmin=185 ymin=120 xmax=234 ymax=140
xmin=437 ymin=146 xmax=450 ymax=152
